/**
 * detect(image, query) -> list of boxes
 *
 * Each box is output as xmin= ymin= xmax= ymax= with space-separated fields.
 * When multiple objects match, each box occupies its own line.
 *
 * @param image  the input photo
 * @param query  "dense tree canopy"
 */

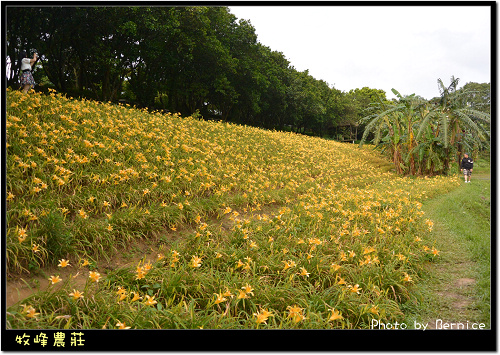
xmin=6 ymin=6 xmax=490 ymax=169
xmin=7 ymin=7 xmax=352 ymax=138
xmin=6 ymin=6 xmax=363 ymax=137
xmin=459 ymin=82 xmax=490 ymax=114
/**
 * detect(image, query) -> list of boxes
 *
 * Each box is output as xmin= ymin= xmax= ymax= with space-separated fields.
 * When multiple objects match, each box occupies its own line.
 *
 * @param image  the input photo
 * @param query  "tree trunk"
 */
xmin=443 ymin=147 xmax=450 ymax=175
xmin=393 ymin=145 xmax=403 ymax=175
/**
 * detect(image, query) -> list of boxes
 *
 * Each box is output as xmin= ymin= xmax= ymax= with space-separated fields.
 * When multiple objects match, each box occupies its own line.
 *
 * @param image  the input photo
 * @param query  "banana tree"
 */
xmin=359 ymin=100 xmax=407 ymax=174
xmin=360 ymin=90 xmax=426 ymax=175
xmin=420 ymin=77 xmax=490 ymax=173
xmin=411 ymin=122 xmax=447 ymax=175
xmin=390 ymin=89 xmax=429 ymax=175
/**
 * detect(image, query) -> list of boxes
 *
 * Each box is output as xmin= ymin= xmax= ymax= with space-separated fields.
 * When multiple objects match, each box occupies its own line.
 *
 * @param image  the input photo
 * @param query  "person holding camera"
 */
xmin=19 ymin=50 xmax=38 ymax=94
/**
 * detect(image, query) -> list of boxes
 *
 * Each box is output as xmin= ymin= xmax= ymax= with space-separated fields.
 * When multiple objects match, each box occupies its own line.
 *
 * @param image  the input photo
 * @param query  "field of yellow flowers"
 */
xmin=6 ymin=88 xmax=461 ymax=329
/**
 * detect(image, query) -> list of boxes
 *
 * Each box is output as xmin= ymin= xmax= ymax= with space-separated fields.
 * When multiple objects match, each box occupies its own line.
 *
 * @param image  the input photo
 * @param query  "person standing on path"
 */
xmin=460 ymin=153 xmax=474 ymax=183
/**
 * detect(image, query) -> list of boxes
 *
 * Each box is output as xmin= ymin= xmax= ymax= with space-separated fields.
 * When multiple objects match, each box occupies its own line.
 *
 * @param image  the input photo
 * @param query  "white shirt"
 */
xmin=21 ymin=58 xmax=32 ymax=71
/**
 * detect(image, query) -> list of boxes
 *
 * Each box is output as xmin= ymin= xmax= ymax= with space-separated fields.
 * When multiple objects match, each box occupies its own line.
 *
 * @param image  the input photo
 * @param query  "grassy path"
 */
xmin=404 ymin=173 xmax=491 ymax=329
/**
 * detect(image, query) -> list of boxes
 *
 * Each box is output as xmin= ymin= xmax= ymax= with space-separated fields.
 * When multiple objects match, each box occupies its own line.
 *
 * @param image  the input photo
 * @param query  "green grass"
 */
xmin=473 ymin=155 xmax=491 ymax=178
xmin=403 ymin=164 xmax=491 ymax=328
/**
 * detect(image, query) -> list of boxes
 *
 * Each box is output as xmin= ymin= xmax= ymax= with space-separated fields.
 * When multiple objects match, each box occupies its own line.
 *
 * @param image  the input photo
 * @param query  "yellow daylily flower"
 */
xmin=58 ymin=259 xmax=70 ymax=268
xmin=329 ymin=308 xmax=344 ymax=321
xmin=254 ymin=308 xmax=273 ymax=325
xmin=49 ymin=275 xmax=62 ymax=284
xmin=144 ymin=295 xmax=157 ymax=306
xmin=69 ymin=289 xmax=84 ymax=300
xmin=89 ymin=271 xmax=101 ymax=282
xmin=116 ymin=320 xmax=131 ymax=329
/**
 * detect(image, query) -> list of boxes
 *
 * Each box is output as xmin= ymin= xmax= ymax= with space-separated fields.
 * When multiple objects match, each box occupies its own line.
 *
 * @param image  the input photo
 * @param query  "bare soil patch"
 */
xmin=6 ymin=203 xmax=286 ymax=309
xmin=457 ymin=278 xmax=476 ymax=287
xmin=6 ymin=239 xmax=160 ymax=308
xmin=422 ymin=259 xmax=480 ymax=329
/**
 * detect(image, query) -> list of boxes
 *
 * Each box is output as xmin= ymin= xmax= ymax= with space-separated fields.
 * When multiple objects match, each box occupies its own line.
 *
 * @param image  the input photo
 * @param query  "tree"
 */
xmin=459 ymin=82 xmax=490 ymax=114
xmin=286 ymin=70 xmax=325 ymax=135
xmin=6 ymin=7 xmax=55 ymax=89
xmin=245 ymin=45 xmax=291 ymax=130
xmin=7 ymin=7 xmax=141 ymax=101
xmin=418 ymin=77 xmax=490 ymax=173
xmin=359 ymin=93 xmax=413 ymax=175
xmin=343 ymin=87 xmax=388 ymax=140
xmin=360 ymin=76 xmax=491 ymax=177
xmin=346 ymin=87 xmax=388 ymax=119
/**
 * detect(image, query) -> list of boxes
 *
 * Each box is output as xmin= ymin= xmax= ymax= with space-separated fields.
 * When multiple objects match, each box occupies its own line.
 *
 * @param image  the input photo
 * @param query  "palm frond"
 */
xmin=438 ymin=113 xmax=450 ymax=148
xmin=455 ymin=110 xmax=490 ymax=143
xmin=461 ymin=107 xmax=491 ymax=125
xmin=448 ymin=76 xmax=460 ymax=93
xmin=437 ymin=78 xmax=447 ymax=97
xmin=359 ymin=105 xmax=403 ymax=145
xmin=415 ymin=111 xmax=437 ymax=142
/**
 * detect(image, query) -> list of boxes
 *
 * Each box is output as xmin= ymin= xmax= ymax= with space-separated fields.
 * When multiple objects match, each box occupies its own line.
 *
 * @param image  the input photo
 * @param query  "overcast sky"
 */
xmin=228 ymin=5 xmax=491 ymax=100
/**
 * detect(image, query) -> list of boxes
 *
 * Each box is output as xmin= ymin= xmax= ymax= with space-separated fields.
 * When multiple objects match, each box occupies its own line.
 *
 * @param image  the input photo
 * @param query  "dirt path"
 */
xmin=6 ymin=238 xmax=160 ymax=308
xmin=6 ymin=203 xmax=282 ymax=309
xmin=425 ymin=260 xmax=482 ymax=329
xmin=417 ymin=178 xmax=490 ymax=329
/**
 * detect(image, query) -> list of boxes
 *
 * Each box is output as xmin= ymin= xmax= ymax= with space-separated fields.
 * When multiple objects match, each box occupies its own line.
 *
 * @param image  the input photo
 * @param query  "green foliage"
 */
xmin=6 ymin=6 xmax=383 ymax=139
xmin=36 ymin=209 xmax=74 ymax=261
xmin=346 ymin=87 xmax=390 ymax=123
xmin=360 ymin=77 xmax=490 ymax=176
xmin=6 ymin=90 xmax=463 ymax=330
xmin=459 ymin=82 xmax=490 ymax=114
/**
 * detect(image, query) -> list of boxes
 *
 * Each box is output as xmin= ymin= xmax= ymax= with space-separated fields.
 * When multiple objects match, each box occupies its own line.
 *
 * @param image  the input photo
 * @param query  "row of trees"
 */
xmin=360 ymin=77 xmax=490 ymax=175
xmin=6 ymin=6 xmax=385 ymax=137
xmin=6 ymin=7 xmax=490 ymax=175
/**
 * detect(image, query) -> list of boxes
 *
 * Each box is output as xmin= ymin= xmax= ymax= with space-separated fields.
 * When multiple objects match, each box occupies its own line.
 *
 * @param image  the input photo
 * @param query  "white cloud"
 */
xmin=229 ymin=5 xmax=491 ymax=99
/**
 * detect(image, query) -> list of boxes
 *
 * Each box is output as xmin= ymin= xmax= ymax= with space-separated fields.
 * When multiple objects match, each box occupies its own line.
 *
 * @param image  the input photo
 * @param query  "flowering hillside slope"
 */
xmin=6 ymin=89 xmax=460 ymax=329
